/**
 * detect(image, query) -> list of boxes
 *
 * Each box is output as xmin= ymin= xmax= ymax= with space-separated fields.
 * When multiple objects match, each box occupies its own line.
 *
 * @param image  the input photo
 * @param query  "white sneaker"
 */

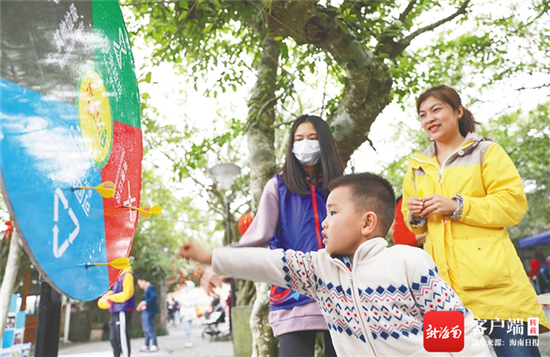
xmin=139 ymin=345 xmax=148 ymax=352
xmin=150 ymin=345 xmax=158 ymax=352
xmin=184 ymin=343 xmax=194 ymax=348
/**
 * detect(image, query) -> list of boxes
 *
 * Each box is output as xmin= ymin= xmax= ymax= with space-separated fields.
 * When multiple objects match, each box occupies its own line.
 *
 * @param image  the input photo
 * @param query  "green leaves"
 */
xmin=480 ymin=103 xmax=550 ymax=239
xmin=202 ymin=23 xmax=214 ymax=33
xmin=125 ymin=0 xmax=550 ymax=277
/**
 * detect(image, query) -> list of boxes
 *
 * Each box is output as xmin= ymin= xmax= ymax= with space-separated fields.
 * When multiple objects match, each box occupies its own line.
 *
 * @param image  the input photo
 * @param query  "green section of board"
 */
xmin=92 ymin=0 xmax=141 ymax=129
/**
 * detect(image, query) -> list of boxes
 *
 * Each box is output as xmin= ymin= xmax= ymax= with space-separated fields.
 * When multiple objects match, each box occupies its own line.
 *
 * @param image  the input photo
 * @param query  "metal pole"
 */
xmin=225 ymin=195 xmax=237 ymax=306
xmin=34 ymin=279 xmax=62 ymax=357
xmin=224 ymin=196 xmax=231 ymax=247
xmin=225 ymin=194 xmax=237 ymax=334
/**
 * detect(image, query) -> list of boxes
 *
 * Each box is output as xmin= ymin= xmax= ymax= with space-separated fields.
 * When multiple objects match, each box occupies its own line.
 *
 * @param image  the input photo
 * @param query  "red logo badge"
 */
xmin=424 ymin=311 xmax=464 ymax=352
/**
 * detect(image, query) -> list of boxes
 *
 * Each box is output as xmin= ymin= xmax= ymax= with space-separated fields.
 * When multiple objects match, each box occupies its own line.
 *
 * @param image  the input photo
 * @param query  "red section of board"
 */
xmin=101 ymin=120 xmax=143 ymax=284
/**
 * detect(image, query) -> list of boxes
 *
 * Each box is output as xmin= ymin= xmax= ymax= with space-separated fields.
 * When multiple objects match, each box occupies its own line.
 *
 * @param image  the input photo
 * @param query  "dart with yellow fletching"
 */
xmin=85 ymin=257 xmax=130 ymax=269
xmin=124 ymin=205 xmax=162 ymax=217
xmin=73 ymin=181 xmax=116 ymax=199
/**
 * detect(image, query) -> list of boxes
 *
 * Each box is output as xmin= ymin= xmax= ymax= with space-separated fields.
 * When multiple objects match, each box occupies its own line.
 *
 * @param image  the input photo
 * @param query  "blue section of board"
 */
xmin=0 ymin=79 xmax=110 ymax=300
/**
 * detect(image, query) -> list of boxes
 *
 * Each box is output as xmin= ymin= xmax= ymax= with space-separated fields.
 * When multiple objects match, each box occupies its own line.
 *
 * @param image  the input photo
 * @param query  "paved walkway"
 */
xmin=57 ymin=319 xmax=234 ymax=357
xmin=51 ymin=315 xmax=550 ymax=357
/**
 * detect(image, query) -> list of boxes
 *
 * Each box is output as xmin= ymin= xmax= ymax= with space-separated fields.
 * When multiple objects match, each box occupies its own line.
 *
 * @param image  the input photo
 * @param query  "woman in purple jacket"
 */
xmin=219 ymin=115 xmax=344 ymax=356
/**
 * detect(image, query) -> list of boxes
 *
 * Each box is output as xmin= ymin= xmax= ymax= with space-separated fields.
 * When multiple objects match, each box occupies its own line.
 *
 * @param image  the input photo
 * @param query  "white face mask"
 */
xmin=292 ymin=139 xmax=321 ymax=167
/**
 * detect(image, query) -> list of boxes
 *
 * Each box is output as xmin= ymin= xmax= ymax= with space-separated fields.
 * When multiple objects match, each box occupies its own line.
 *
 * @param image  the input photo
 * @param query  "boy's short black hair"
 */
xmin=327 ymin=172 xmax=396 ymax=236
xmin=138 ymin=277 xmax=149 ymax=282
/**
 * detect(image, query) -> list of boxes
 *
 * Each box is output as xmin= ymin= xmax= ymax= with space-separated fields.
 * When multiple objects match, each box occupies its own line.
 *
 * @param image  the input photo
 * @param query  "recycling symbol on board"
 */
xmin=52 ymin=188 xmax=80 ymax=258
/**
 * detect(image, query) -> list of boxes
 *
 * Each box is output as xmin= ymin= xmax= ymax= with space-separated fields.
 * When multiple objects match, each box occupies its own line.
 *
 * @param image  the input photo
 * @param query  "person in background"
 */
xmin=173 ymin=299 xmax=181 ymax=326
xmin=200 ymin=114 xmax=343 ymax=356
xmin=166 ymin=297 xmax=180 ymax=326
xmin=137 ymin=277 xmax=159 ymax=353
xmin=403 ymin=84 xmax=548 ymax=356
xmin=392 ymin=195 xmax=426 ymax=247
xmin=529 ymin=251 xmax=550 ymax=294
xmin=101 ymin=265 xmax=135 ymax=357
xmin=180 ymin=281 xmax=197 ymax=348
xmin=211 ymin=294 xmax=220 ymax=310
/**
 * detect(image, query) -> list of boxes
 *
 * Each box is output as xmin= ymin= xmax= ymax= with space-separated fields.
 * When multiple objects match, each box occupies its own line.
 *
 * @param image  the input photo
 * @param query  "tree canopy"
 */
xmin=1 ymin=1 xmax=548 ymax=350
xmin=122 ymin=1 xmax=549 ymax=349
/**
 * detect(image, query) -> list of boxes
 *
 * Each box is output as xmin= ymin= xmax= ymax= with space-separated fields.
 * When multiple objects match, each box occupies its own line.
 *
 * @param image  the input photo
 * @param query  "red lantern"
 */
xmin=3 ymin=221 xmax=13 ymax=241
xmin=238 ymin=212 xmax=254 ymax=235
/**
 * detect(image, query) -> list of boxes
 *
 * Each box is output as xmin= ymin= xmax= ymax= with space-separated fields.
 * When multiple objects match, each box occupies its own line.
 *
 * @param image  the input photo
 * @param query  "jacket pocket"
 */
xmin=453 ymin=236 xmax=512 ymax=290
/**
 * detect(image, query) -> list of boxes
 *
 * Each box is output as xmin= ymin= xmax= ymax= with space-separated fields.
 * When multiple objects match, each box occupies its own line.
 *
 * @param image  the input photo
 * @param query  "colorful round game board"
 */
xmin=0 ymin=0 xmax=142 ymax=301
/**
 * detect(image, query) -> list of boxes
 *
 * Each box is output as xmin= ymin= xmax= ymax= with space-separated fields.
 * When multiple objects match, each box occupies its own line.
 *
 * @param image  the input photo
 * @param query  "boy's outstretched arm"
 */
xmin=213 ymin=247 xmax=317 ymax=299
xmin=177 ymin=241 xmax=212 ymax=265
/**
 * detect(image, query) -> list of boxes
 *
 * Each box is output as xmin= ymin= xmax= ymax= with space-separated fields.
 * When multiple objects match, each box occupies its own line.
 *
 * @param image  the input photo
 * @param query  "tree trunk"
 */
xmin=268 ymin=0 xmax=393 ymax=164
xmin=0 ymin=230 xmax=22 ymax=338
xmin=245 ymin=31 xmax=281 ymax=356
xmin=236 ymin=280 xmax=256 ymax=307
xmin=250 ymin=282 xmax=278 ymax=357
xmin=246 ymin=37 xmax=280 ymax=211
xmin=158 ymin=278 xmax=167 ymax=326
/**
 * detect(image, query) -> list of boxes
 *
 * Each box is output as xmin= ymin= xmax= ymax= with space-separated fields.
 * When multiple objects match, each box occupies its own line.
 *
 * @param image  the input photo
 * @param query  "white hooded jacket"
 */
xmin=213 ymin=238 xmax=491 ymax=356
xmin=179 ymin=281 xmax=197 ymax=321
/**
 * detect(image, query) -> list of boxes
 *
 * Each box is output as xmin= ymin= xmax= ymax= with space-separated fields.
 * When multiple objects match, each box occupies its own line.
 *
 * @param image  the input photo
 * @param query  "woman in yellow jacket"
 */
xmin=403 ymin=85 xmax=548 ymax=357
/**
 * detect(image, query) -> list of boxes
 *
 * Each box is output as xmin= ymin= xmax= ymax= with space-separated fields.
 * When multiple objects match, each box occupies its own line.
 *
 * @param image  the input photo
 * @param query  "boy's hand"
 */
xmin=200 ymin=267 xmax=222 ymax=295
xmin=177 ymin=241 xmax=212 ymax=265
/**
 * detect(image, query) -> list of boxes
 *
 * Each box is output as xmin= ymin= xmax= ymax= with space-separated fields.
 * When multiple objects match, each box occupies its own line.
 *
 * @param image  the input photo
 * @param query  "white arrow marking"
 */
xmin=68 ymin=208 xmax=80 ymax=243
xmin=53 ymin=224 xmax=69 ymax=258
xmin=52 ymin=188 xmax=79 ymax=258
xmin=54 ymin=188 xmax=68 ymax=222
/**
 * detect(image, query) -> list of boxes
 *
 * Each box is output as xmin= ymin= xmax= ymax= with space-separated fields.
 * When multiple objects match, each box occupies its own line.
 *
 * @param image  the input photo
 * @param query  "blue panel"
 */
xmin=1 ymin=330 xmax=14 ymax=349
xmin=8 ymin=294 xmax=17 ymax=313
xmin=14 ymin=312 xmax=26 ymax=329
xmin=518 ymin=229 xmax=550 ymax=249
xmin=0 ymin=79 xmax=109 ymax=300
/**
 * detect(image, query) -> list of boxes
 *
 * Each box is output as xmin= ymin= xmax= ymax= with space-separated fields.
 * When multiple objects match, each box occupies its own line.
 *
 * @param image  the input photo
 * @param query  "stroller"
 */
xmin=201 ymin=302 xmax=226 ymax=338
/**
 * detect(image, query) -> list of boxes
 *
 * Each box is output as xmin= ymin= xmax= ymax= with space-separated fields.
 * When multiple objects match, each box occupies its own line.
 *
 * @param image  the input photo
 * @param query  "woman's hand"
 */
xmin=407 ymin=196 xmax=424 ymax=217
xmin=420 ymin=194 xmax=458 ymax=217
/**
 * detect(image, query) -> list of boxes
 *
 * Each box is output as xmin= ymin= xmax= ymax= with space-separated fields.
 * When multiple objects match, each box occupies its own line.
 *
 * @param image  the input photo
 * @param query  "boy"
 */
xmin=178 ymin=172 xmax=491 ymax=356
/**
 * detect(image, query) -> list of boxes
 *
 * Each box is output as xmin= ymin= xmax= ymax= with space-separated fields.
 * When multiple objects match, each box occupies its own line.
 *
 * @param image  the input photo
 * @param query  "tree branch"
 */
xmin=399 ymin=0 xmax=418 ymax=23
xmin=265 ymin=0 xmax=393 ymax=163
xmin=515 ymin=83 xmax=550 ymax=91
xmin=526 ymin=0 xmax=550 ymax=26
xmin=121 ymin=0 xmax=182 ymax=6
xmin=400 ymin=0 xmax=470 ymax=50
xmin=377 ymin=0 xmax=470 ymax=57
